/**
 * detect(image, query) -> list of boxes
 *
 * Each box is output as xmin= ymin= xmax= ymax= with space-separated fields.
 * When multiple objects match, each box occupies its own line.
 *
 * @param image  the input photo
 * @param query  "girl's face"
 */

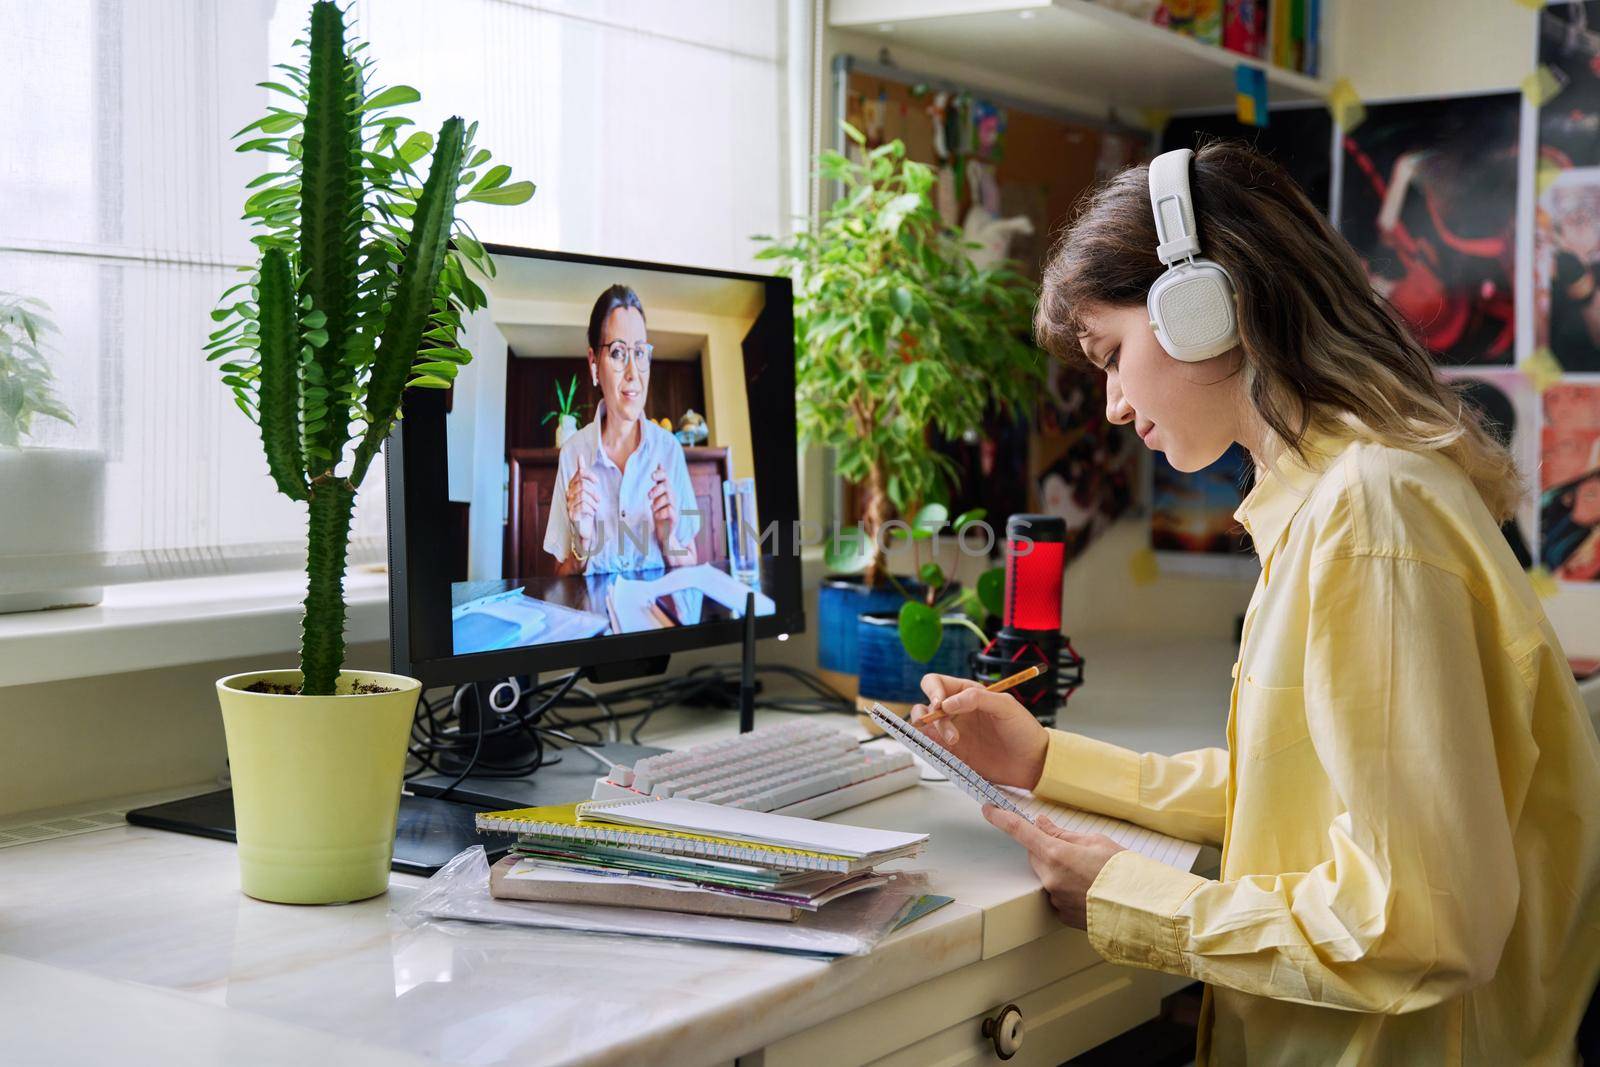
xmin=589 ymin=306 xmax=649 ymax=424
xmin=1077 ymin=302 xmax=1247 ymax=472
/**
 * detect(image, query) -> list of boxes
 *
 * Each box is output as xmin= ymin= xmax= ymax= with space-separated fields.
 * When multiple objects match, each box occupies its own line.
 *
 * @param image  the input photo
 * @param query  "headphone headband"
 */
xmin=1148 ymin=148 xmax=1202 ymax=265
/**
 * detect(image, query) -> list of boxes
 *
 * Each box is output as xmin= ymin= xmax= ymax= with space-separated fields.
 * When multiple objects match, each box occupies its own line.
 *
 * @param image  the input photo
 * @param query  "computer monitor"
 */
xmin=386 ymin=244 xmax=804 ymax=690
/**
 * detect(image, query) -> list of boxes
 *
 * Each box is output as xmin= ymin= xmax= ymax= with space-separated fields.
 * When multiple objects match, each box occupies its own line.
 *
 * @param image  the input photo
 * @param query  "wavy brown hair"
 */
xmin=1034 ymin=140 xmax=1521 ymax=521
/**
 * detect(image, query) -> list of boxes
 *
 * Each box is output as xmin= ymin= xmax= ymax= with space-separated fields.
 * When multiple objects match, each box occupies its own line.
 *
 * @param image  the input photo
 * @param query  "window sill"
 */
xmin=0 ymin=567 xmax=390 ymax=688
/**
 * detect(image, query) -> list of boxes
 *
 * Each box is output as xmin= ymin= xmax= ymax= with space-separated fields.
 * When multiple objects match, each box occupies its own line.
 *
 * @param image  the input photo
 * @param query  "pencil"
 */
xmin=918 ymin=665 xmax=1043 ymax=726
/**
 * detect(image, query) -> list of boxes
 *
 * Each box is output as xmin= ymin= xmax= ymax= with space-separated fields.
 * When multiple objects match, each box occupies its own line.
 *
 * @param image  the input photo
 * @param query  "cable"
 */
xmin=412 ymin=670 xmax=582 ymax=798
xmin=406 ymin=663 xmax=857 ymax=787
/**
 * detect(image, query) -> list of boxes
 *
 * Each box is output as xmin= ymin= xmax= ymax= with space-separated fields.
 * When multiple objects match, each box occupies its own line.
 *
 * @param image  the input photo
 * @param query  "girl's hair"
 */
xmin=1034 ymin=140 xmax=1521 ymax=521
xmin=587 ymin=284 xmax=646 ymax=351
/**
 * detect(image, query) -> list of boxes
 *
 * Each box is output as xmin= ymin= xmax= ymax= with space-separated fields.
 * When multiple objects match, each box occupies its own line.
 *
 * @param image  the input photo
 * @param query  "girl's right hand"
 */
xmin=911 ymin=673 xmax=1050 ymax=791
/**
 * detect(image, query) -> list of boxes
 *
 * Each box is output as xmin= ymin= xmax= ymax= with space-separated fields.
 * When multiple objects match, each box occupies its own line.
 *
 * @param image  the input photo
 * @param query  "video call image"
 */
xmin=448 ymin=257 xmax=779 ymax=655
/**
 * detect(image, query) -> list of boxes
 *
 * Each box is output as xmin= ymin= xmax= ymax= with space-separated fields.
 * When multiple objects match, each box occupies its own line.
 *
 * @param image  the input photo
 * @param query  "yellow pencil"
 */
xmin=918 ymin=665 xmax=1043 ymax=726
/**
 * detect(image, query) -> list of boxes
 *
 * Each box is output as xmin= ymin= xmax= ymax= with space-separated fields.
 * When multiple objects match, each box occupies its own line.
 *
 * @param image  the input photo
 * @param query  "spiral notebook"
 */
xmin=476 ymin=797 xmax=927 ymax=873
xmin=866 ymin=702 xmax=1029 ymax=815
xmin=866 ymin=702 xmax=1203 ymax=872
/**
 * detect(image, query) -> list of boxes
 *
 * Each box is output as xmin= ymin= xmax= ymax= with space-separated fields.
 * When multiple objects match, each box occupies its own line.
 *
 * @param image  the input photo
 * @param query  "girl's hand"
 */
xmin=911 ymin=673 xmax=1049 ymax=790
xmin=983 ymin=806 xmax=1125 ymax=929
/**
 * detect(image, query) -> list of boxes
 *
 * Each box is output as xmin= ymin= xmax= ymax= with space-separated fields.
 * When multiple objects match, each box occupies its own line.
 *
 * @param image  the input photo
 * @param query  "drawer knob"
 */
xmin=981 ymin=1003 xmax=1025 ymax=1060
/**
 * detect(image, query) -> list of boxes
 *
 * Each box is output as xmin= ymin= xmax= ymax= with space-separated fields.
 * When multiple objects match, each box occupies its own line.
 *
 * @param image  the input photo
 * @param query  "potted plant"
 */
xmin=205 ymin=1 xmax=531 ymax=904
xmin=543 ymin=374 xmax=582 ymax=447
xmin=755 ymin=126 xmax=1042 ymax=688
xmin=0 ymin=293 xmax=106 ymax=614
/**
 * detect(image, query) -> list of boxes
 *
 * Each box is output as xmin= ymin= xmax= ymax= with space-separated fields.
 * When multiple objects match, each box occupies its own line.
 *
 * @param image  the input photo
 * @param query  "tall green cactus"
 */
xmin=207 ymin=2 xmax=533 ymax=695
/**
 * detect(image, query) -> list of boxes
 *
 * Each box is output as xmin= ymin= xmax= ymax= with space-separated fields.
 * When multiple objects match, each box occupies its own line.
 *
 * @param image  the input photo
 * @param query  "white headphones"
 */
xmin=1146 ymin=148 xmax=1240 ymax=362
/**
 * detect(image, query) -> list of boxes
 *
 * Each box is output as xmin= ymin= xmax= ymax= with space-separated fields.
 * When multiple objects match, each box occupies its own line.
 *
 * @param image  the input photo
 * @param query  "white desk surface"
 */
xmin=0 ymin=635 xmax=1233 ymax=1067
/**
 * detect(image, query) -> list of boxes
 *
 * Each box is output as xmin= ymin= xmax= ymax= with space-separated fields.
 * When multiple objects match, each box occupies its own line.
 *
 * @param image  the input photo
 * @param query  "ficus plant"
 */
xmin=206 ymin=1 xmax=532 ymax=695
xmin=0 ymin=293 xmax=75 ymax=449
xmin=755 ymin=124 xmax=1044 ymax=589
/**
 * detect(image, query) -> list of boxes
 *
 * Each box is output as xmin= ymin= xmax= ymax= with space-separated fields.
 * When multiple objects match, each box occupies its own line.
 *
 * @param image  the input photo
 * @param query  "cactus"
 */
xmin=207 ymin=2 xmax=532 ymax=695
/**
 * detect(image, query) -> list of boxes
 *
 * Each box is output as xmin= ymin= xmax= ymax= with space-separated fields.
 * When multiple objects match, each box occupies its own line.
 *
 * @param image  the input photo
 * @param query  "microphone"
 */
xmin=1003 ymin=513 xmax=1066 ymax=635
xmin=969 ymin=514 xmax=1083 ymax=723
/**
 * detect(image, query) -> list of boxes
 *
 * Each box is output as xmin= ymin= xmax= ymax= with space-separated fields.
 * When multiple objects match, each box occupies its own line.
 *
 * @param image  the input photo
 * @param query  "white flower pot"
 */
xmin=0 ymin=447 xmax=106 ymax=614
xmin=554 ymin=413 xmax=578 ymax=448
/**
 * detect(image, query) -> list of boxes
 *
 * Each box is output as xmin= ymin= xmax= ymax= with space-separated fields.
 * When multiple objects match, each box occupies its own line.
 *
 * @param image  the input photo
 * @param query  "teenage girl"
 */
xmin=914 ymin=143 xmax=1600 ymax=1065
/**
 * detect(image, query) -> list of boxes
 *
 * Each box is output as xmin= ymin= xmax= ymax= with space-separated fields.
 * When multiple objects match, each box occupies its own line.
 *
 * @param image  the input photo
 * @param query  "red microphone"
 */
xmin=972 ymin=514 xmax=1083 ymax=722
xmin=1003 ymin=515 xmax=1066 ymax=634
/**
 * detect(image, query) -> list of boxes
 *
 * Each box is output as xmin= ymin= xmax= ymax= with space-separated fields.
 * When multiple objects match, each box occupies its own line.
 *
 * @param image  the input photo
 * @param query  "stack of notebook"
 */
xmin=476 ymin=796 xmax=928 ymax=921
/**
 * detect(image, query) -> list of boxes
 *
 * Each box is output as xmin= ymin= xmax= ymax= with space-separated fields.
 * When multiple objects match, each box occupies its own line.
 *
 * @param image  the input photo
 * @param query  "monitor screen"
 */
xmin=388 ymin=246 xmax=803 ymax=686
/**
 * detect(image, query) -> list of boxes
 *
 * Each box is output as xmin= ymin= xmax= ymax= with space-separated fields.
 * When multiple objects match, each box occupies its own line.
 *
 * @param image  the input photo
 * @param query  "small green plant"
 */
xmin=756 ymin=125 xmax=1044 ymax=587
xmin=541 ymin=374 xmax=580 ymax=428
xmin=207 ymin=1 xmax=533 ymax=695
xmin=0 ymin=293 xmax=75 ymax=448
xmin=837 ymin=503 xmax=1006 ymax=663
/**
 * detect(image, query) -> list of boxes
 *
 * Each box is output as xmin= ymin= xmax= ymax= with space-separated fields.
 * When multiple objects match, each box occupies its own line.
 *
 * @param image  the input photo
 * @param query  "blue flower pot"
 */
xmin=856 ymin=610 xmax=982 ymax=708
xmin=816 ymin=576 xmax=916 ymax=677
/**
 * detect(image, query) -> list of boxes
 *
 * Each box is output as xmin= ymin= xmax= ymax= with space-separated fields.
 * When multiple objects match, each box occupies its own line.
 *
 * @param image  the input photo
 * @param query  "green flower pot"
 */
xmin=217 ymin=668 xmax=420 ymax=905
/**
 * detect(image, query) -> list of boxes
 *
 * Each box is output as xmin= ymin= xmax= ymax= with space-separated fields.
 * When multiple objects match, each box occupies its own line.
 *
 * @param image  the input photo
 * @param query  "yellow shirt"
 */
xmin=1038 ymin=430 xmax=1600 ymax=1065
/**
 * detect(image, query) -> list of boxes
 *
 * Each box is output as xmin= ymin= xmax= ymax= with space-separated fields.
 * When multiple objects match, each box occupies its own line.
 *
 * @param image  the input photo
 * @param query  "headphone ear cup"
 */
xmin=1147 ymin=260 xmax=1239 ymax=362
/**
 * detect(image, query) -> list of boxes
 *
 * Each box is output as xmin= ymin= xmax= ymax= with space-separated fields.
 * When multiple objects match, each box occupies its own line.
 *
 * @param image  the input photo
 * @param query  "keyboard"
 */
xmin=590 ymin=720 xmax=918 ymax=818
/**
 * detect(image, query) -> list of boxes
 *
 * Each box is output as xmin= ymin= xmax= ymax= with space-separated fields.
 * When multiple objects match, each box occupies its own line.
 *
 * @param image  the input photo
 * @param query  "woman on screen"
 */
xmin=544 ymin=284 xmax=700 ymax=575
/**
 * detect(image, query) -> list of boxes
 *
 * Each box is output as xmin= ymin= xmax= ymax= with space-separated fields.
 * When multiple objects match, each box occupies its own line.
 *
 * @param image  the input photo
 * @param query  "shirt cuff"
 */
xmin=1085 ymin=849 xmax=1208 ymax=975
xmin=1035 ymin=729 xmax=1142 ymax=812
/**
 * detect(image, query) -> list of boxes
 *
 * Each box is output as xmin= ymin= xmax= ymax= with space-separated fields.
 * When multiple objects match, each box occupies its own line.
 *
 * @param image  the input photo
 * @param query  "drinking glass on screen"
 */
xmin=722 ymin=477 xmax=760 ymax=583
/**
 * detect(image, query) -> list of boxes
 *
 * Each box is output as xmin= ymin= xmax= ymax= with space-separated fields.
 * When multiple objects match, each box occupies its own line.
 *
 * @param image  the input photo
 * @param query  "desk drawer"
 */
xmin=747 ymin=928 xmax=1166 ymax=1067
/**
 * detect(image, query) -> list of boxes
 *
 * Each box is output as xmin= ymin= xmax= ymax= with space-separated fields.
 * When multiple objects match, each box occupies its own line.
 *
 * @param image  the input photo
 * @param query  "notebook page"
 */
xmin=580 ymin=797 xmax=929 ymax=858
xmin=998 ymin=787 xmax=1203 ymax=872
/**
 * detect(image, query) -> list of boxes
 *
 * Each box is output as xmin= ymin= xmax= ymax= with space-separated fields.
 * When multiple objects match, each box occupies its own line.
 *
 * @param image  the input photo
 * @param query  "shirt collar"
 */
xmin=1234 ymin=427 xmax=1355 ymax=562
xmin=587 ymin=399 xmax=654 ymax=474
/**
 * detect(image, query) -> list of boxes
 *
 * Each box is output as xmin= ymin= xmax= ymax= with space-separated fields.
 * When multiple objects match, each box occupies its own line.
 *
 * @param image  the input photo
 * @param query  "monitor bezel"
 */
xmin=387 ymin=243 xmax=804 ymax=687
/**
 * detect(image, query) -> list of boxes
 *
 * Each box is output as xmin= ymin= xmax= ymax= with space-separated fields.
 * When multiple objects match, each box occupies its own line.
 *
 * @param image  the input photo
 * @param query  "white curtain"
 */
xmin=0 ymin=0 xmax=794 ymax=594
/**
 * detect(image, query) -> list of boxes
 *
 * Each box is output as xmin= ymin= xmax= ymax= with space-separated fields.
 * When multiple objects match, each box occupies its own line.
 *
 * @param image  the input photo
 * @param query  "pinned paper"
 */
xmin=1513 ymin=0 xmax=1547 ymax=8
xmin=1522 ymin=65 xmax=1568 ymax=107
xmin=1327 ymin=78 xmax=1366 ymax=133
xmin=1522 ymin=346 xmax=1566 ymax=393
xmin=1235 ymin=65 xmax=1269 ymax=128
xmin=1129 ymin=546 xmax=1160 ymax=586
xmin=1537 ymin=158 xmax=1565 ymax=197
xmin=1527 ymin=566 xmax=1559 ymax=600
xmin=1140 ymin=108 xmax=1172 ymax=134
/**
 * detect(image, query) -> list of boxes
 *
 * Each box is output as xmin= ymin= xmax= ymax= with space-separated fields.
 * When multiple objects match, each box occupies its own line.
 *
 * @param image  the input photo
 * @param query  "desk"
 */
xmin=0 ymin=635 xmax=1232 ymax=1067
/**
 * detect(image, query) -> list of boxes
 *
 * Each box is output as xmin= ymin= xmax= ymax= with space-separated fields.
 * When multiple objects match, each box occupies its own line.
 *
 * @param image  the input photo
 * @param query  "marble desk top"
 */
xmin=0 ymin=635 xmax=1234 ymax=1067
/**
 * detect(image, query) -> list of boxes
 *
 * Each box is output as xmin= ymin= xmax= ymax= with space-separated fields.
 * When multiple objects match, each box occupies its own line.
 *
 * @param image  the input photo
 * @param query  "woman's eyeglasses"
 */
xmin=602 ymin=341 xmax=653 ymax=372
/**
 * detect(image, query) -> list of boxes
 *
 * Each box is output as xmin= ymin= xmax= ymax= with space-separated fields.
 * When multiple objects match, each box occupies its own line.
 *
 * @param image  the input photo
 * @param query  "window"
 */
xmin=0 ymin=0 xmax=798 ymax=596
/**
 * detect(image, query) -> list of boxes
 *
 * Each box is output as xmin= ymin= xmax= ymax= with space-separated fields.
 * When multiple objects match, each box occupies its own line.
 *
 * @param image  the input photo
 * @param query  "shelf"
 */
xmin=830 ymin=0 xmax=1331 ymax=114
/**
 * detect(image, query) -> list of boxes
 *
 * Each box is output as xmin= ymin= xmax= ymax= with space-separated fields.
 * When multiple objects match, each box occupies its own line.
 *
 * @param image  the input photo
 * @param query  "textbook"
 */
xmin=488 ymin=855 xmax=890 ymax=920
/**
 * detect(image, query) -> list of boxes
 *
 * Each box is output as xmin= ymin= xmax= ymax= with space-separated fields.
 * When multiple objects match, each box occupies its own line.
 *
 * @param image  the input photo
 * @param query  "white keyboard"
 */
xmin=591 ymin=720 xmax=918 ymax=819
